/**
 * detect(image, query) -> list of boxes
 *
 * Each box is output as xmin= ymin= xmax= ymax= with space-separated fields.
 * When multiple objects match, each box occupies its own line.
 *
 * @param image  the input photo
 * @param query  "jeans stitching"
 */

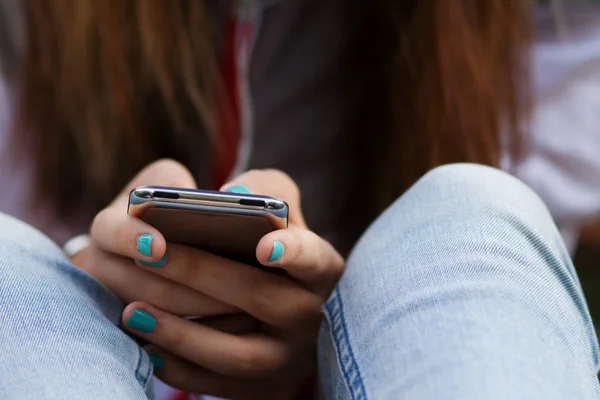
xmin=134 ymin=346 xmax=143 ymax=385
xmin=324 ymin=286 xmax=367 ymax=400
xmin=141 ymin=350 xmax=152 ymax=389
xmin=134 ymin=346 xmax=152 ymax=390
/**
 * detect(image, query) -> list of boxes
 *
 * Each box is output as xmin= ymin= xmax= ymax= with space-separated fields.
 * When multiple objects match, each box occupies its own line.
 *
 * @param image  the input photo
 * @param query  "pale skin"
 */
xmin=72 ymin=159 xmax=344 ymax=399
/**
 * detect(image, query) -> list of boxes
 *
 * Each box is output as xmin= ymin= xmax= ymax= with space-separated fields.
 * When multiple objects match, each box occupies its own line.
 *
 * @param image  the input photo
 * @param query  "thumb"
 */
xmin=111 ymin=159 xmax=197 ymax=208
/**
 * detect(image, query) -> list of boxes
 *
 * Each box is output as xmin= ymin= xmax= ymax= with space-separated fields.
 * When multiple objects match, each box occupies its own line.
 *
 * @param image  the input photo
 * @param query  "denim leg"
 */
xmin=0 ymin=213 xmax=153 ymax=399
xmin=319 ymin=164 xmax=600 ymax=400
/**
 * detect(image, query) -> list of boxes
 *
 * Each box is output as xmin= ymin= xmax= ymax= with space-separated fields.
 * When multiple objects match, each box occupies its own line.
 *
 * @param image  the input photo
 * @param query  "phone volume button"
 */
xmin=154 ymin=191 xmax=180 ymax=199
xmin=239 ymin=199 xmax=265 ymax=207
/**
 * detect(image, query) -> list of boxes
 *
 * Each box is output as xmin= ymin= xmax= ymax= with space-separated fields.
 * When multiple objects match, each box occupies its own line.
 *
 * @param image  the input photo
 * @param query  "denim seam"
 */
xmin=133 ymin=346 xmax=143 ymax=385
xmin=134 ymin=346 xmax=152 ymax=390
xmin=324 ymin=286 xmax=368 ymax=400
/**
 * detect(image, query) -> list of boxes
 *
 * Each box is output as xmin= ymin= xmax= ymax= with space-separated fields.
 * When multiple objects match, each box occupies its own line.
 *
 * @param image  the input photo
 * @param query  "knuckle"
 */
xmin=237 ymin=169 xmax=269 ymax=186
xmin=284 ymin=292 xmax=323 ymax=331
xmin=77 ymin=247 xmax=113 ymax=280
xmin=264 ymin=169 xmax=300 ymax=198
xmin=248 ymin=286 xmax=284 ymax=325
xmin=327 ymin=265 xmax=344 ymax=287
xmin=262 ymin=168 xmax=291 ymax=183
xmin=235 ymin=346 xmax=287 ymax=377
xmin=150 ymin=159 xmax=195 ymax=187
xmin=250 ymin=284 xmax=320 ymax=329
xmin=91 ymin=208 xmax=137 ymax=255
xmin=90 ymin=208 xmax=110 ymax=238
xmin=146 ymin=279 xmax=175 ymax=310
xmin=312 ymin=246 xmax=345 ymax=283
xmin=283 ymin=235 xmax=302 ymax=264
xmin=115 ymin=224 xmax=137 ymax=254
xmin=179 ymin=247 xmax=201 ymax=276
xmin=234 ymin=347 xmax=263 ymax=375
xmin=305 ymin=262 xmax=328 ymax=280
xmin=331 ymin=257 xmax=345 ymax=280
xmin=245 ymin=281 xmax=295 ymax=328
xmin=75 ymin=248 xmax=96 ymax=275
xmin=162 ymin=322 xmax=186 ymax=352
xmin=296 ymin=293 xmax=323 ymax=322
xmin=239 ymin=169 xmax=263 ymax=179
xmin=150 ymin=158 xmax=187 ymax=173
xmin=171 ymin=246 xmax=204 ymax=283
xmin=314 ymin=240 xmax=345 ymax=282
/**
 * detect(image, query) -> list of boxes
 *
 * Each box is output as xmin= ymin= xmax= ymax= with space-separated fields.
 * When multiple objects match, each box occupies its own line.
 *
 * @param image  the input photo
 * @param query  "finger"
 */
xmin=80 ymin=248 xmax=235 ymax=317
xmin=144 ymin=347 xmax=292 ymax=399
xmin=91 ymin=159 xmax=197 ymax=262
xmin=123 ymin=303 xmax=291 ymax=378
xmin=112 ymin=159 xmax=197 ymax=208
xmin=220 ymin=169 xmax=305 ymax=227
xmin=135 ymin=244 xmax=322 ymax=329
xmin=256 ymin=227 xmax=344 ymax=297
xmin=91 ymin=207 xmax=166 ymax=262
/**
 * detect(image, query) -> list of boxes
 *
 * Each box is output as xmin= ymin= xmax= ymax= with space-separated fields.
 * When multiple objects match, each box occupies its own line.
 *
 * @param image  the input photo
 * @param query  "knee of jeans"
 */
xmin=361 ymin=163 xmax=563 ymax=260
xmin=396 ymin=163 xmax=553 ymax=225
xmin=0 ymin=213 xmax=67 ymax=267
xmin=420 ymin=163 xmax=545 ymax=208
xmin=0 ymin=213 xmax=121 ymax=317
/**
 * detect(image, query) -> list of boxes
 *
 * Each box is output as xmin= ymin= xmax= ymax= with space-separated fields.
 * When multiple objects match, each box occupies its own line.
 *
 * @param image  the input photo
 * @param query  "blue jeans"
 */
xmin=1 ymin=164 xmax=599 ymax=399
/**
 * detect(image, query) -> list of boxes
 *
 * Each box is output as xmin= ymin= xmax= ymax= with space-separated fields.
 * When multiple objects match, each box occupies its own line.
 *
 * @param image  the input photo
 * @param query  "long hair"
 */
xmin=373 ymin=1 xmax=531 ymax=209
xmin=13 ymin=0 xmax=531 ymax=218
xmin=15 ymin=0 xmax=219 ymax=216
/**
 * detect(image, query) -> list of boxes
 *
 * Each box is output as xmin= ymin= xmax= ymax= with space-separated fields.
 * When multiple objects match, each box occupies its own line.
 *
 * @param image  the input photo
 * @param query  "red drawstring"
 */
xmin=172 ymin=391 xmax=189 ymax=400
xmin=211 ymin=11 xmax=240 ymax=190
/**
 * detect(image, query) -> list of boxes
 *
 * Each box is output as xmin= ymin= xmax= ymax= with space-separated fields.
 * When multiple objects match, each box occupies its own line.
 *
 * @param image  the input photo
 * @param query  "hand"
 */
xmin=121 ymin=169 xmax=345 ymax=399
xmin=75 ymin=159 xmax=235 ymax=317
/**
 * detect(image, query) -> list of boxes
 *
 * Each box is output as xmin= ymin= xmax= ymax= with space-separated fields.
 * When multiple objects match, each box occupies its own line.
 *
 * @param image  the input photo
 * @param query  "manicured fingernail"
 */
xmin=269 ymin=240 xmax=285 ymax=262
xmin=137 ymin=234 xmax=153 ymax=257
xmin=138 ymin=253 xmax=167 ymax=267
xmin=226 ymin=184 xmax=251 ymax=194
xmin=149 ymin=354 xmax=163 ymax=370
xmin=127 ymin=309 xmax=156 ymax=332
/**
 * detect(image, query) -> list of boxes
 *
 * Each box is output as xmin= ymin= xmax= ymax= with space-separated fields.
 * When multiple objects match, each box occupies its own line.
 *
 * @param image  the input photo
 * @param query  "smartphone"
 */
xmin=128 ymin=186 xmax=289 ymax=265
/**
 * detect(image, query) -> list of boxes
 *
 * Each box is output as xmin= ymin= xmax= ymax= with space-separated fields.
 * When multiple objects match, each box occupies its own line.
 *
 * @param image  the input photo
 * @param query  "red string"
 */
xmin=211 ymin=13 xmax=240 ymax=190
xmin=172 ymin=392 xmax=189 ymax=400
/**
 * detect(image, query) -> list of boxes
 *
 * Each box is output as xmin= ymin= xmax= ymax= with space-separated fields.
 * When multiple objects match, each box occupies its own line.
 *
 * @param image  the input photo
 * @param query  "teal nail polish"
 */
xmin=138 ymin=254 xmax=167 ymax=267
xmin=226 ymin=184 xmax=251 ymax=194
xmin=137 ymin=234 xmax=153 ymax=257
xmin=127 ymin=309 xmax=156 ymax=332
xmin=149 ymin=354 xmax=163 ymax=370
xmin=269 ymin=240 xmax=285 ymax=262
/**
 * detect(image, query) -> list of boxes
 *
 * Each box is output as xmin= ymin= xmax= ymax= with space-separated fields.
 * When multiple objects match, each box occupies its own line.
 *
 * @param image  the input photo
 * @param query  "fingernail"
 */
xmin=138 ymin=253 xmax=167 ymax=267
xmin=269 ymin=240 xmax=285 ymax=262
xmin=149 ymin=354 xmax=163 ymax=370
xmin=127 ymin=309 xmax=156 ymax=333
xmin=137 ymin=234 xmax=153 ymax=257
xmin=226 ymin=184 xmax=251 ymax=194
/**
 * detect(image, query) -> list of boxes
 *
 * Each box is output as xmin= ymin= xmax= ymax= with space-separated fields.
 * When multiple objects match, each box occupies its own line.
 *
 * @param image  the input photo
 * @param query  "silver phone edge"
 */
xmin=127 ymin=186 xmax=289 ymax=223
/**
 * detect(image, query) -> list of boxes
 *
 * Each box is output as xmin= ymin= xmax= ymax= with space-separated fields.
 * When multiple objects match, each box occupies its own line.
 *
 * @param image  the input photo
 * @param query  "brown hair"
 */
xmin=14 ymin=0 xmax=531 ymax=218
xmin=373 ymin=1 xmax=531 ymax=208
xmin=15 ymin=0 xmax=219 ymax=217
